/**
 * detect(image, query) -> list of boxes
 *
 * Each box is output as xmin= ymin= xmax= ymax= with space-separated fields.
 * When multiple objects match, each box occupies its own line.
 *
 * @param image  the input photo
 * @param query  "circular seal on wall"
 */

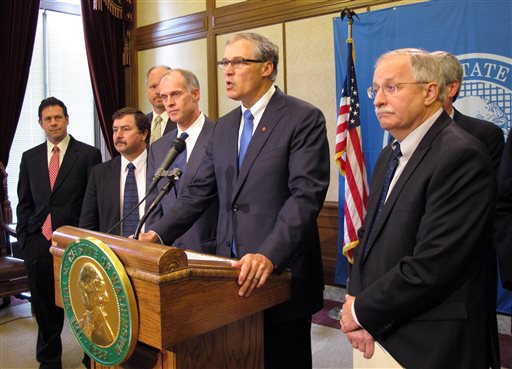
xmin=60 ymin=237 xmax=138 ymax=366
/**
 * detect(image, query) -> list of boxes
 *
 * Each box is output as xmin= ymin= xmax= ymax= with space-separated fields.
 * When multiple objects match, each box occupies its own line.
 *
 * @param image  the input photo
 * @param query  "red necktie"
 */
xmin=42 ymin=146 xmax=60 ymax=240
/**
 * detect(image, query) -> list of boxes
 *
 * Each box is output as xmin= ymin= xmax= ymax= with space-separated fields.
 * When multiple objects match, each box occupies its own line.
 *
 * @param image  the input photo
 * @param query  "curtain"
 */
xmin=81 ymin=0 xmax=132 ymax=157
xmin=0 ymin=0 xmax=40 ymax=166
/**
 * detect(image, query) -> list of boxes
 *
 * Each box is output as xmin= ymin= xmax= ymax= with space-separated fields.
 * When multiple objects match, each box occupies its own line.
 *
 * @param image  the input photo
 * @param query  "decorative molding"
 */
xmin=132 ymin=0 xmax=402 ymax=51
xmin=134 ymin=12 xmax=208 ymax=51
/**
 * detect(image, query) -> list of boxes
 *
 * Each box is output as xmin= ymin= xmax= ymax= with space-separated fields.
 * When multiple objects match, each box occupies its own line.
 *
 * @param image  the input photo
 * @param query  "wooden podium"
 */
xmin=50 ymin=226 xmax=291 ymax=369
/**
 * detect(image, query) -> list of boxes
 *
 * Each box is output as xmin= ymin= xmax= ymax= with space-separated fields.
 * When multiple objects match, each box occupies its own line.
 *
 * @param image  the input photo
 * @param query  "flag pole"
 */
xmin=329 ymin=7 xmax=361 ymax=322
xmin=340 ymin=8 xmax=359 ymax=41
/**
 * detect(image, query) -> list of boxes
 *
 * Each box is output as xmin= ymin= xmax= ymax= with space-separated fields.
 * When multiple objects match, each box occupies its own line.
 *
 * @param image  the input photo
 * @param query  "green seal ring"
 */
xmin=60 ymin=237 xmax=138 ymax=366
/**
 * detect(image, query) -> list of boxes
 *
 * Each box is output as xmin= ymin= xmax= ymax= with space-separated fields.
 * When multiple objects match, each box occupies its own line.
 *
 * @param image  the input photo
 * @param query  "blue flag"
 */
xmin=333 ymin=0 xmax=512 ymax=313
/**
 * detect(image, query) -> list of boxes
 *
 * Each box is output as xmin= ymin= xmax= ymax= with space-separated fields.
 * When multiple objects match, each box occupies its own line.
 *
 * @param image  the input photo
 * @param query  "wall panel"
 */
xmin=285 ymin=13 xmax=338 ymax=202
xmin=136 ymin=0 xmax=206 ymax=28
xmin=137 ymin=39 xmax=209 ymax=115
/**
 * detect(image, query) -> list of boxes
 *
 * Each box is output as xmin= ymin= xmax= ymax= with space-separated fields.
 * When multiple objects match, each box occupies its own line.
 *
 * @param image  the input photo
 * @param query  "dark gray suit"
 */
xmin=17 ymin=136 xmax=101 ymax=367
xmin=149 ymin=87 xmax=330 ymax=369
xmin=453 ymin=108 xmax=504 ymax=173
xmin=79 ymin=156 xmax=123 ymax=234
xmin=145 ymin=117 xmax=217 ymax=254
xmin=349 ymin=112 xmax=499 ymax=368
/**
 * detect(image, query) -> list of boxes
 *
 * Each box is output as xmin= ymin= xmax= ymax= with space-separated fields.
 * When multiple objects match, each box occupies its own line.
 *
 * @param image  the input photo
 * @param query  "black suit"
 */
xmin=79 ymin=156 xmax=122 ymax=234
xmin=453 ymin=108 xmax=504 ymax=173
xmin=146 ymin=112 xmax=177 ymax=138
xmin=80 ymin=152 xmax=149 ymax=235
xmin=145 ymin=117 xmax=217 ymax=254
xmin=17 ymin=136 xmax=101 ymax=368
xmin=150 ymin=87 xmax=329 ymax=369
xmin=349 ymin=112 xmax=499 ymax=368
xmin=495 ymin=131 xmax=512 ymax=290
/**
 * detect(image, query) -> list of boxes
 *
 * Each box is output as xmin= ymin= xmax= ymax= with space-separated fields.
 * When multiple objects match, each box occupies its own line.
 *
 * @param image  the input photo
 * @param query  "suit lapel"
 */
xmin=111 ymin=157 xmax=122 ymax=222
xmin=362 ymin=113 xmax=452 ymax=262
xmin=35 ymin=143 xmax=52 ymax=195
xmin=234 ymin=89 xmax=285 ymax=198
xmin=178 ymin=120 xmax=212 ymax=196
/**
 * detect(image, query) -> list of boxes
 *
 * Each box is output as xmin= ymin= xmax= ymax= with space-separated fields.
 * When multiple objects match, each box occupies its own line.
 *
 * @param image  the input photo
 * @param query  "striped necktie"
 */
xmin=42 ymin=146 xmax=60 ymax=240
xmin=362 ymin=143 xmax=402 ymax=258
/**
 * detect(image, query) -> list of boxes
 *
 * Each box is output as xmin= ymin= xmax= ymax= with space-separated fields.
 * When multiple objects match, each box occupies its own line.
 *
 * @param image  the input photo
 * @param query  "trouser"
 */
xmin=24 ymin=233 xmax=64 ymax=369
xmin=264 ymin=315 xmax=313 ymax=369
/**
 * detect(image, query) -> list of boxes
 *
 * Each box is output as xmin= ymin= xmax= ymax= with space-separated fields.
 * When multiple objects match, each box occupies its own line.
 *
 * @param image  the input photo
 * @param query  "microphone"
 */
xmin=147 ymin=137 xmax=186 ymax=195
xmin=154 ymin=137 xmax=186 ymax=181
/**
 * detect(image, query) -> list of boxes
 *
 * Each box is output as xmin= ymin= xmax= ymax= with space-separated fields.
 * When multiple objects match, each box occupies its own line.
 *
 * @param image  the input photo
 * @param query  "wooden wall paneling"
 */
xmin=134 ymin=12 xmax=209 ymax=52
xmin=130 ymin=0 xmax=402 ymax=110
xmin=318 ymin=202 xmax=342 ymax=286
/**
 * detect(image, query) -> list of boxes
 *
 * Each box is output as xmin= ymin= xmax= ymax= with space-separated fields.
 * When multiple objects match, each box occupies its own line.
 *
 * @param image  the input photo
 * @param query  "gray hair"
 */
xmin=161 ymin=68 xmax=200 ymax=91
xmin=226 ymin=32 xmax=279 ymax=81
xmin=431 ymin=51 xmax=463 ymax=101
xmin=376 ymin=48 xmax=446 ymax=103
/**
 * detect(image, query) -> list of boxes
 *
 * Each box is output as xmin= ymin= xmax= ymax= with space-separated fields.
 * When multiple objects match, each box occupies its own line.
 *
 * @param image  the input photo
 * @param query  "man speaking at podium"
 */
xmin=139 ymin=32 xmax=330 ymax=369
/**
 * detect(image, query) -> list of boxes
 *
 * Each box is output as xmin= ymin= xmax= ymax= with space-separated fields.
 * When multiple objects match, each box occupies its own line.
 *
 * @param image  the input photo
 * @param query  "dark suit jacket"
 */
xmin=453 ymin=108 xmax=504 ymax=173
xmin=495 ymin=131 xmax=512 ymax=290
xmin=16 ymin=136 xmax=101 ymax=249
xmin=147 ymin=112 xmax=177 ymax=137
xmin=79 ymin=156 xmax=123 ymax=234
xmin=145 ymin=117 xmax=218 ymax=254
xmin=349 ymin=112 xmax=499 ymax=369
xmin=151 ymin=87 xmax=330 ymax=321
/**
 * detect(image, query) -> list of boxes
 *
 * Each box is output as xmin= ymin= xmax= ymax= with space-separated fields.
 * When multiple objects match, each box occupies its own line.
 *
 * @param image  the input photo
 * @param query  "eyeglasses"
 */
xmin=217 ymin=58 xmax=265 ymax=69
xmin=367 ymin=82 xmax=428 ymax=99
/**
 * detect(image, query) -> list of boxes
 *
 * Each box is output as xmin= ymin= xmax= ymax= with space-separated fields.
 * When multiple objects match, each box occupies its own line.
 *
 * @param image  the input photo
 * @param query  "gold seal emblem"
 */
xmin=60 ymin=237 xmax=138 ymax=366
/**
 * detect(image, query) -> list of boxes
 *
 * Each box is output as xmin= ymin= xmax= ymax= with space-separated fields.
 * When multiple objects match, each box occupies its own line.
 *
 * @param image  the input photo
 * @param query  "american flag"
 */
xmin=335 ymin=39 xmax=369 ymax=264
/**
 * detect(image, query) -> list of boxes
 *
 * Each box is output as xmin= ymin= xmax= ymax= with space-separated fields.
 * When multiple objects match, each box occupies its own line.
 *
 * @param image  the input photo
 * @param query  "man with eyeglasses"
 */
xmin=139 ymin=32 xmax=330 ymax=369
xmin=340 ymin=49 xmax=499 ymax=369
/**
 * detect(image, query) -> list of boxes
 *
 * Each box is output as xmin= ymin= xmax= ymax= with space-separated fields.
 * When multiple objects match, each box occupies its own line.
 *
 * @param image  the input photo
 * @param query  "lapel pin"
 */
xmin=261 ymin=126 xmax=267 ymax=132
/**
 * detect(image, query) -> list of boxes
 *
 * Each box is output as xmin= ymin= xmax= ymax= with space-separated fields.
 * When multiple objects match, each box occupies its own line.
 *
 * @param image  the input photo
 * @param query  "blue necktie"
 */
xmin=123 ymin=163 xmax=139 ymax=237
xmin=362 ymin=143 xmax=402 ymax=258
xmin=173 ymin=132 xmax=189 ymax=192
xmin=239 ymin=110 xmax=254 ymax=169
xmin=231 ymin=110 xmax=254 ymax=258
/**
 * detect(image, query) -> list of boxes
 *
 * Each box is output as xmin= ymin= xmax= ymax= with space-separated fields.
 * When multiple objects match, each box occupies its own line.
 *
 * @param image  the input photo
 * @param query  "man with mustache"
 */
xmin=17 ymin=96 xmax=101 ymax=369
xmin=80 ymin=108 xmax=150 ymax=237
xmin=340 ymin=48 xmax=499 ymax=368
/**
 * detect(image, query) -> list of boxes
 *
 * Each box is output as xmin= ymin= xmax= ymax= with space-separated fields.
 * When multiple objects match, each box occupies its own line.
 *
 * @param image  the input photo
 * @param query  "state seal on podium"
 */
xmin=60 ymin=237 xmax=139 ymax=366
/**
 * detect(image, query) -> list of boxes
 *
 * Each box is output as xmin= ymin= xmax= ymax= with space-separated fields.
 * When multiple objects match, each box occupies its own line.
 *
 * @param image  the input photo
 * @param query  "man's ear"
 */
xmin=261 ymin=61 xmax=274 ymax=79
xmin=424 ymin=82 xmax=440 ymax=106
xmin=446 ymin=81 xmax=460 ymax=101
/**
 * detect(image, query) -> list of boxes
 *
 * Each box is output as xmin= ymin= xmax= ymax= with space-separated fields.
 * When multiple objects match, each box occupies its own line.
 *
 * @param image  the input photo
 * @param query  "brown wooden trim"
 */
xmin=281 ymin=22 xmax=287 ymax=94
xmin=206 ymin=1 xmax=219 ymax=120
xmin=211 ymin=0 xmax=401 ymax=36
xmin=318 ymin=201 xmax=341 ymax=286
xmin=132 ymin=0 xmax=402 ymax=51
xmin=134 ymin=12 xmax=209 ymax=51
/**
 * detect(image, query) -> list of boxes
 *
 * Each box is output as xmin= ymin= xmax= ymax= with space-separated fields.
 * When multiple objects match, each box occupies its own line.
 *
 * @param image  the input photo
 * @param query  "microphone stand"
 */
xmin=133 ymin=168 xmax=182 ymax=240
